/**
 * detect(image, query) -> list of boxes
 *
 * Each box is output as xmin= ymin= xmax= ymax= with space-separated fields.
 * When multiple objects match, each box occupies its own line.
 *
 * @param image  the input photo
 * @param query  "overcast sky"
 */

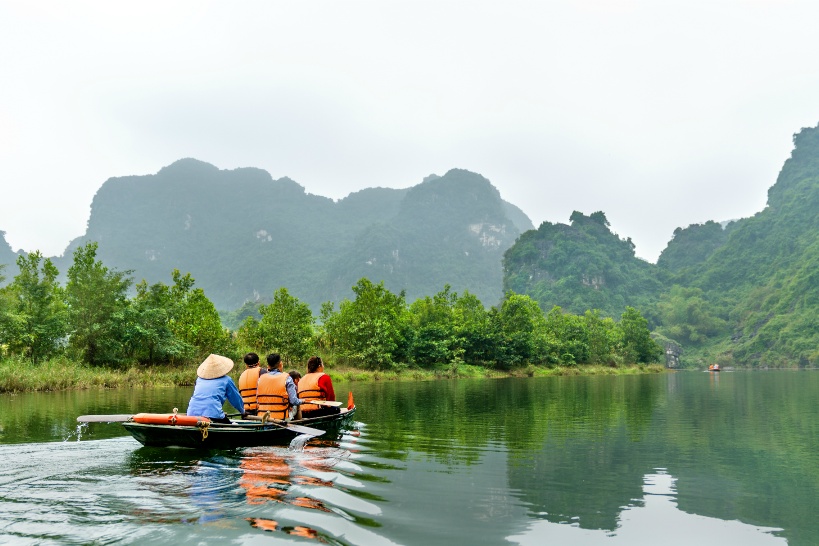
xmin=2 ymin=1 xmax=819 ymax=263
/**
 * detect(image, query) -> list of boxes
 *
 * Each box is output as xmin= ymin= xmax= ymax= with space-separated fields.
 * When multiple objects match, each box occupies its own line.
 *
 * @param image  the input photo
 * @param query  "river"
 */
xmin=0 ymin=370 xmax=816 ymax=545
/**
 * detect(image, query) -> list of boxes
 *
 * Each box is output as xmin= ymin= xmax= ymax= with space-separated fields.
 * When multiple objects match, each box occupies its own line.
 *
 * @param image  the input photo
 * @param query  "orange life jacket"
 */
xmin=256 ymin=372 xmax=290 ymax=420
xmin=239 ymin=366 xmax=262 ymax=412
xmin=298 ymin=372 xmax=326 ymax=412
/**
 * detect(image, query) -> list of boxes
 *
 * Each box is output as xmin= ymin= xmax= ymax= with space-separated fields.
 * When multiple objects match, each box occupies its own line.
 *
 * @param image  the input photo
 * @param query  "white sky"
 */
xmin=2 ymin=0 xmax=819 ymax=262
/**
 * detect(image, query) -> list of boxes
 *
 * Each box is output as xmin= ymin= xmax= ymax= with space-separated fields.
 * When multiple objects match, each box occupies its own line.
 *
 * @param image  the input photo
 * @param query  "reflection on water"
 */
xmin=508 ymin=471 xmax=786 ymax=546
xmin=1 ymin=373 xmax=818 ymax=545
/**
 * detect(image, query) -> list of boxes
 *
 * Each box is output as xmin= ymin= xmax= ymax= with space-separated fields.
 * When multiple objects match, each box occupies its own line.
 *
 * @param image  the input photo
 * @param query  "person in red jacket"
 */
xmin=298 ymin=356 xmax=340 ymax=418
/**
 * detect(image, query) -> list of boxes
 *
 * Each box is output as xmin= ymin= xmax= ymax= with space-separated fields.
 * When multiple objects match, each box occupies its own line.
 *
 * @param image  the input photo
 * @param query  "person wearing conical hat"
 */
xmin=186 ymin=354 xmax=246 ymax=424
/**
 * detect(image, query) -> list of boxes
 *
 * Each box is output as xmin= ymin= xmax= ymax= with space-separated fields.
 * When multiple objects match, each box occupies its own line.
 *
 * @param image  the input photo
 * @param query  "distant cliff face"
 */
xmin=54 ymin=159 xmax=533 ymax=311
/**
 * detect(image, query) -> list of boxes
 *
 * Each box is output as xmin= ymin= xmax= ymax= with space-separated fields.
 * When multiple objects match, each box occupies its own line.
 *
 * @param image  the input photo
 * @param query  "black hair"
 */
xmin=266 ymin=353 xmax=282 ymax=367
xmin=243 ymin=352 xmax=260 ymax=367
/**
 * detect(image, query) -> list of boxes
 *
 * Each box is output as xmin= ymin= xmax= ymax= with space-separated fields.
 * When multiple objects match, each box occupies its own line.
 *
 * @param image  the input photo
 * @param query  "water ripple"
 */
xmin=0 ymin=425 xmax=403 ymax=545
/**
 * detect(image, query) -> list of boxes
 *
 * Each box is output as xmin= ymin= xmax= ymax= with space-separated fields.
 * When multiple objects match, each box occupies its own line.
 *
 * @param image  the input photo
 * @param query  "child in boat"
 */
xmin=288 ymin=370 xmax=301 ymax=385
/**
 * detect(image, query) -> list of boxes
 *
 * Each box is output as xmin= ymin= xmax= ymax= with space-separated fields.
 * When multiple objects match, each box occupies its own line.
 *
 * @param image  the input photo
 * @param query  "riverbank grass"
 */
xmin=0 ymin=356 xmax=667 ymax=393
xmin=0 ymin=357 xmax=194 ymax=393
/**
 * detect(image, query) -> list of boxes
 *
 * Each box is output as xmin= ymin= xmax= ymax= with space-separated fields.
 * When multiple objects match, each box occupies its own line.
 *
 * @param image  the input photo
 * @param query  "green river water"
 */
xmin=0 ymin=371 xmax=816 ymax=545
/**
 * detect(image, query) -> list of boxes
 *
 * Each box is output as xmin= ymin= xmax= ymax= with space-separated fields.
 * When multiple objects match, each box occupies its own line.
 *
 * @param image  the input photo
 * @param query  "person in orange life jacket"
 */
xmin=256 ymin=353 xmax=305 ymax=421
xmin=238 ymin=352 xmax=268 ymax=415
xmin=299 ymin=356 xmax=340 ymax=418
xmin=186 ymin=354 xmax=247 ymax=424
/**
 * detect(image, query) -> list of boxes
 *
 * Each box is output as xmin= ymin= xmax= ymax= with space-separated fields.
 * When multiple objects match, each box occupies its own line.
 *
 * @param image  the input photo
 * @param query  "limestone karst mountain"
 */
xmin=50 ymin=159 xmax=532 ymax=311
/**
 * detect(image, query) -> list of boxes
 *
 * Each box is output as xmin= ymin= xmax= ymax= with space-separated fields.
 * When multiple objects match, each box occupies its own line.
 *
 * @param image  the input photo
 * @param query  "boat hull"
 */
xmin=122 ymin=407 xmax=356 ymax=449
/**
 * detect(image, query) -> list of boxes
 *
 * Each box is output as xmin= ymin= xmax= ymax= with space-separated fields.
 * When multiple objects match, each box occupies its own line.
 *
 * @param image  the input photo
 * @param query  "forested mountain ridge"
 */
xmin=501 ymin=122 xmax=819 ymax=367
xmin=656 ymin=124 xmax=819 ymax=366
xmin=45 ymin=159 xmax=532 ymax=311
xmin=502 ymin=211 xmax=664 ymax=318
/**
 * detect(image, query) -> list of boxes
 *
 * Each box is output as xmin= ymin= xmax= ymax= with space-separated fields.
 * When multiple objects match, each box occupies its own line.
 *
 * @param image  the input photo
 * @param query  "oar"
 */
xmin=243 ymin=414 xmax=324 ymax=437
xmin=77 ymin=414 xmax=133 ymax=423
xmin=309 ymin=400 xmax=342 ymax=407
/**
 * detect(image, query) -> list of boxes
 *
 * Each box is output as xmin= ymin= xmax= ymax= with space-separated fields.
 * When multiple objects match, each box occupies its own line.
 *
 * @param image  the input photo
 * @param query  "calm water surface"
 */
xmin=0 ymin=371 xmax=816 ymax=545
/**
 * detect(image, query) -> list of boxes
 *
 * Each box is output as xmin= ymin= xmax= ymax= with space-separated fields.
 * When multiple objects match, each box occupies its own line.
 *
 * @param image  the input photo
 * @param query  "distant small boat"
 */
xmin=708 ymin=365 xmax=721 ymax=372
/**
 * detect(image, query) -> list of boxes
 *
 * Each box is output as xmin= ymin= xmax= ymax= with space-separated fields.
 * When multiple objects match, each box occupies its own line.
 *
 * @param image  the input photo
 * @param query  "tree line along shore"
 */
xmin=0 ymin=242 xmax=664 ymax=393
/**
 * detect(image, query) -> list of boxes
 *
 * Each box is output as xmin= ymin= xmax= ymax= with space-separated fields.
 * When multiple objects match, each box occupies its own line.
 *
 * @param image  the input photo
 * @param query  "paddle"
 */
xmin=309 ymin=400 xmax=342 ymax=407
xmin=243 ymin=414 xmax=325 ymax=437
xmin=77 ymin=414 xmax=134 ymax=423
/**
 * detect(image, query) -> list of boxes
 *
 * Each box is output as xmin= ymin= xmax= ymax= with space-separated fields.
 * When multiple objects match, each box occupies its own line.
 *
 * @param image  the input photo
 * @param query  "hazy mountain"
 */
xmin=0 ymin=231 xmax=18 ymax=281
xmin=53 ymin=159 xmax=533 ymax=311
xmin=323 ymin=168 xmax=529 ymax=306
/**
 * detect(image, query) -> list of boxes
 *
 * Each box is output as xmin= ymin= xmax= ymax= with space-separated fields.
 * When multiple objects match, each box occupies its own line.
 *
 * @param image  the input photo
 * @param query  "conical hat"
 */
xmin=197 ymin=354 xmax=234 ymax=379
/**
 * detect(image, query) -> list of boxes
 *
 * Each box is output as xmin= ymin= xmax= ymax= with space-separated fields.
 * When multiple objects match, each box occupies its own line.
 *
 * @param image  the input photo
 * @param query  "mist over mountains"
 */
xmin=25 ymin=159 xmax=532 ymax=312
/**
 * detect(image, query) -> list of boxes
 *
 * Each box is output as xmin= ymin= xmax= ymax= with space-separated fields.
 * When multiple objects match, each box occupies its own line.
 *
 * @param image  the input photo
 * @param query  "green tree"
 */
xmin=2 ymin=252 xmax=68 ymax=362
xmin=127 ymin=270 xmax=230 ymax=364
xmin=236 ymin=315 xmax=264 ymax=352
xmin=451 ymin=291 xmax=494 ymax=366
xmin=65 ymin=242 xmax=133 ymax=366
xmin=584 ymin=309 xmax=618 ymax=365
xmin=257 ymin=287 xmax=315 ymax=365
xmin=617 ymin=307 xmax=662 ymax=364
xmin=543 ymin=306 xmax=590 ymax=365
xmin=493 ymin=293 xmax=548 ymax=369
xmin=128 ymin=278 xmax=189 ymax=364
xmin=320 ymin=278 xmax=408 ymax=369
xmin=654 ymin=285 xmax=727 ymax=345
xmin=407 ymin=285 xmax=458 ymax=367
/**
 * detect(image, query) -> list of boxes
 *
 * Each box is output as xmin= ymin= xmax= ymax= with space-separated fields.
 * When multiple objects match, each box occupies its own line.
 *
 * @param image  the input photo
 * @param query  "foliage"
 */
xmin=491 ymin=293 xmax=549 ymax=369
xmin=0 ymin=252 xmax=68 ymax=362
xmin=256 ymin=287 xmax=315 ymax=365
xmin=656 ymin=221 xmax=730 ymax=273
xmin=317 ymin=281 xmax=660 ymax=371
xmin=617 ymin=307 xmax=663 ymax=364
xmin=65 ymin=242 xmax=133 ymax=366
xmin=320 ymin=279 xmax=409 ymax=370
xmin=503 ymin=211 xmax=664 ymax=319
xmin=406 ymin=285 xmax=459 ymax=367
xmin=652 ymin=285 xmax=727 ymax=345
xmin=127 ymin=270 xmax=234 ymax=365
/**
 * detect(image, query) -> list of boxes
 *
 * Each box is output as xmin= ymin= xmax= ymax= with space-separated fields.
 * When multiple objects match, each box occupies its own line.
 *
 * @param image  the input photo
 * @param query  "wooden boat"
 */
xmin=120 ymin=407 xmax=356 ymax=449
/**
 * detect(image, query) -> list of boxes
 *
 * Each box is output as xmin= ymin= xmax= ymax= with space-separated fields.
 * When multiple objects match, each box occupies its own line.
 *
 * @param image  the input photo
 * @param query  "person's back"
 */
xmin=187 ymin=354 xmax=246 ymax=424
xmin=238 ymin=352 xmax=265 ymax=415
xmin=257 ymin=371 xmax=290 ymax=419
xmin=299 ymin=356 xmax=339 ymax=417
xmin=256 ymin=353 xmax=304 ymax=420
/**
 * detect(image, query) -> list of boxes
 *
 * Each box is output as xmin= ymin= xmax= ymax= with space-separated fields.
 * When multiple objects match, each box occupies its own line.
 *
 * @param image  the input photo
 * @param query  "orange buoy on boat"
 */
xmin=132 ymin=413 xmax=210 ymax=426
xmin=347 ymin=391 xmax=355 ymax=410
